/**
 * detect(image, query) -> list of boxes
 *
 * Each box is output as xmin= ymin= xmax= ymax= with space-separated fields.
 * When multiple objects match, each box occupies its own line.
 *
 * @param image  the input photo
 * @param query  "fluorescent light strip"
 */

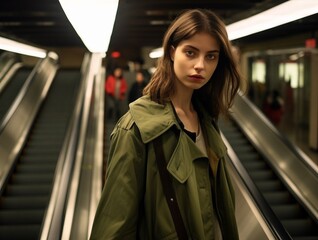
xmin=59 ymin=0 xmax=119 ymax=53
xmin=150 ymin=0 xmax=318 ymax=58
xmin=226 ymin=0 xmax=318 ymax=40
xmin=0 ymin=36 xmax=47 ymax=58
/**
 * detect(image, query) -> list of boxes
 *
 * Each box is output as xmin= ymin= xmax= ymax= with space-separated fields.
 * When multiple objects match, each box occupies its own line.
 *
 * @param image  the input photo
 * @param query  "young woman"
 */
xmin=90 ymin=8 xmax=243 ymax=239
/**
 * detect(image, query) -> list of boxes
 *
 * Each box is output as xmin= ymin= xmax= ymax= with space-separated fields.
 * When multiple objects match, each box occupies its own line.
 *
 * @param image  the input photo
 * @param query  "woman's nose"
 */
xmin=194 ymin=57 xmax=204 ymax=71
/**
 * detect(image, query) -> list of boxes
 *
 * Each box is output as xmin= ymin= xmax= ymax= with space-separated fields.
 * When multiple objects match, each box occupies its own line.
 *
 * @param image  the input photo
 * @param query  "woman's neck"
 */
xmin=170 ymin=92 xmax=199 ymax=134
xmin=170 ymin=90 xmax=193 ymax=114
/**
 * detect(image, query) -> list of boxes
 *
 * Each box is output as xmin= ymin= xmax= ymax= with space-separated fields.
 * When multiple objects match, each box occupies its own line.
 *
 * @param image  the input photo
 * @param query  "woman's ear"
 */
xmin=170 ymin=45 xmax=175 ymax=61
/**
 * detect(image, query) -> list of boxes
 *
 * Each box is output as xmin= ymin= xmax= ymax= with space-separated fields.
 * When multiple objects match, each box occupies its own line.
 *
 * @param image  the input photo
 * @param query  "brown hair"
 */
xmin=143 ymin=8 xmax=244 ymax=118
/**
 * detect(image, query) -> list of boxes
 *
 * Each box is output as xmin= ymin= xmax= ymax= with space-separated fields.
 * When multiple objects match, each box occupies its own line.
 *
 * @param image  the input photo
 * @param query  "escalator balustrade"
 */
xmin=219 ymin=119 xmax=318 ymax=240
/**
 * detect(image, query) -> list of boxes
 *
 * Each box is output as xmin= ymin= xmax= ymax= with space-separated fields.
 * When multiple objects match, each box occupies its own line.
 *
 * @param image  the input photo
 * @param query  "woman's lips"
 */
xmin=189 ymin=74 xmax=204 ymax=80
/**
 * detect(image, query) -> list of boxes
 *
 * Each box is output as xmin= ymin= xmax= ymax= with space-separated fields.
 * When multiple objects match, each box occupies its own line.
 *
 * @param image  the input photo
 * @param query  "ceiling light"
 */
xmin=59 ymin=0 xmax=119 ymax=53
xmin=150 ymin=0 xmax=318 ymax=58
xmin=0 ymin=36 xmax=47 ymax=58
xmin=36 ymin=22 xmax=55 ymax=26
xmin=150 ymin=20 xmax=171 ymax=26
xmin=146 ymin=10 xmax=166 ymax=16
xmin=149 ymin=48 xmax=163 ymax=59
xmin=227 ymin=0 xmax=318 ymax=40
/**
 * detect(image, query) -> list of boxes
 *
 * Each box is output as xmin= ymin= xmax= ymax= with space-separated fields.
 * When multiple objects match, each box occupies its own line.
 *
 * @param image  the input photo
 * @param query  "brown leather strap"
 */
xmin=153 ymin=136 xmax=188 ymax=239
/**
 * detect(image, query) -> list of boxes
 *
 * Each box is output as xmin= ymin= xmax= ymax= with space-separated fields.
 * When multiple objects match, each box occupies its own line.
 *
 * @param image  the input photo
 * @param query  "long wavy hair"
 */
xmin=143 ymin=8 xmax=244 ymax=118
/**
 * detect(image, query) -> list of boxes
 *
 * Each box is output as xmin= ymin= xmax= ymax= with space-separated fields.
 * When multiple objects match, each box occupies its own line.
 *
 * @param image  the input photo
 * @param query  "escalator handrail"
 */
xmin=0 ymin=58 xmax=43 ymax=133
xmin=0 ymin=62 xmax=24 ymax=94
xmin=0 ymin=52 xmax=19 ymax=81
xmin=221 ymin=132 xmax=293 ymax=240
xmin=87 ymin=65 xmax=105 ymax=238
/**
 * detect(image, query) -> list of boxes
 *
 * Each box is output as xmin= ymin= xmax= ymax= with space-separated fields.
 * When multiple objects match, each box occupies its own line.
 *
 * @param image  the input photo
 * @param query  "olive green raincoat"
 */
xmin=90 ymin=96 xmax=239 ymax=240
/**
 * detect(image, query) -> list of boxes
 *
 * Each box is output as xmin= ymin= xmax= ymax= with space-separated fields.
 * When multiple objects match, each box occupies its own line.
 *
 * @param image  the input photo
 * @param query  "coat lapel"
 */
xmin=167 ymin=131 xmax=206 ymax=183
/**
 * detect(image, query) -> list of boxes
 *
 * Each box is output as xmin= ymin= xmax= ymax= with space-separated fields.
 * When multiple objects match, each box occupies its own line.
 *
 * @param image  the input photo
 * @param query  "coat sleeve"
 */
xmin=105 ymin=76 xmax=114 ymax=96
xmin=90 ymin=120 xmax=147 ymax=239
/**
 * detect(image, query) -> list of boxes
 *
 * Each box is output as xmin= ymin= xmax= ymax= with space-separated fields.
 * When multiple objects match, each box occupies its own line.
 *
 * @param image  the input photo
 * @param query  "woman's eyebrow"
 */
xmin=184 ymin=45 xmax=220 ymax=53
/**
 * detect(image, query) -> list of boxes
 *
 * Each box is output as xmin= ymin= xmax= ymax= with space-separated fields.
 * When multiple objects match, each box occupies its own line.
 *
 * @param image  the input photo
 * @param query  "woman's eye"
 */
xmin=207 ymin=54 xmax=216 ymax=60
xmin=185 ymin=50 xmax=194 ymax=56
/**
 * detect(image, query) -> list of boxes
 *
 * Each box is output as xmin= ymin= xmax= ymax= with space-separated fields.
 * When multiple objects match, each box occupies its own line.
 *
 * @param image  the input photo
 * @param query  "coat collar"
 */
xmin=129 ymin=95 xmax=227 ymax=182
xmin=129 ymin=95 xmax=179 ymax=143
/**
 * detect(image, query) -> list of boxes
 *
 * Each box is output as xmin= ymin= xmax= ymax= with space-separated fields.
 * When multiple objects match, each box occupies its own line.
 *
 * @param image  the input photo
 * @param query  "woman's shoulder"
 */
xmin=112 ymin=96 xmax=156 ymax=133
xmin=127 ymin=96 xmax=177 ymax=143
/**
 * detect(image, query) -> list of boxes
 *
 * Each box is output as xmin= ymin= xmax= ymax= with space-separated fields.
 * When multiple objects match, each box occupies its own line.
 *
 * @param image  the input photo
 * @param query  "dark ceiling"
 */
xmin=0 ymin=0 xmax=317 ymax=54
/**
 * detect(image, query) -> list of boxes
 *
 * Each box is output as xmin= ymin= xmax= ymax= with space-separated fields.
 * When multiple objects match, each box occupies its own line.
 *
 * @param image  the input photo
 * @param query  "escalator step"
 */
xmin=255 ymin=180 xmax=284 ymax=192
xmin=33 ymin=119 xmax=68 ymax=124
xmin=0 ymin=210 xmax=44 ymax=224
xmin=25 ymin=142 xmax=62 ymax=150
xmin=272 ymin=204 xmax=306 ymax=219
xmin=10 ymin=174 xmax=53 ymax=184
xmin=263 ymin=191 xmax=294 ymax=205
xmin=0 ymin=197 xmax=48 ymax=209
xmin=27 ymin=133 xmax=64 ymax=139
xmin=21 ymin=149 xmax=60 ymax=156
xmin=232 ymin=145 xmax=254 ymax=153
xmin=27 ymin=134 xmax=63 ymax=140
xmin=227 ymin=139 xmax=250 ymax=146
xmin=0 ymin=225 xmax=40 ymax=240
xmin=249 ymin=170 xmax=276 ymax=181
xmin=243 ymin=161 xmax=268 ymax=170
xmin=15 ymin=164 xmax=55 ymax=173
xmin=33 ymin=126 xmax=67 ymax=132
xmin=282 ymin=219 xmax=317 ymax=237
xmin=236 ymin=153 xmax=260 ymax=162
xmin=19 ymin=156 xmax=56 ymax=163
xmin=5 ymin=184 xmax=51 ymax=196
xmin=25 ymin=145 xmax=61 ymax=153
xmin=226 ymin=129 xmax=244 ymax=135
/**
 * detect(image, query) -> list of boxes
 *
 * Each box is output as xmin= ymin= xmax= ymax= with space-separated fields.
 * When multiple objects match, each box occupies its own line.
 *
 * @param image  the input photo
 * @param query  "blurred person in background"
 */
xmin=128 ymin=70 xmax=148 ymax=103
xmin=264 ymin=89 xmax=284 ymax=126
xmin=105 ymin=67 xmax=128 ymax=121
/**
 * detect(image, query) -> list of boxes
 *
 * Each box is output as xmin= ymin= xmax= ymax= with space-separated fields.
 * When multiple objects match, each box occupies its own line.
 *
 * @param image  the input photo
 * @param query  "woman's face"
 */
xmin=170 ymin=32 xmax=220 ymax=93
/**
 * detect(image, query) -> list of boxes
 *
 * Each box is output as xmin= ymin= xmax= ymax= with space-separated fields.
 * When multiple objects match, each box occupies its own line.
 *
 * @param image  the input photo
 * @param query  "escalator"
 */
xmin=0 ymin=66 xmax=32 ymax=122
xmin=0 ymin=68 xmax=81 ymax=240
xmin=219 ymin=95 xmax=318 ymax=239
